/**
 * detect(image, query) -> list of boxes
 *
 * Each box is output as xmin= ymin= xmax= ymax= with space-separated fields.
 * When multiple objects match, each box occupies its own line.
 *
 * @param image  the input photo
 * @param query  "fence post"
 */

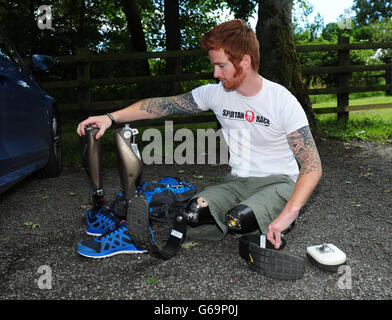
xmin=337 ymin=35 xmax=350 ymax=122
xmin=385 ymin=56 xmax=392 ymax=96
xmin=76 ymin=47 xmax=91 ymax=117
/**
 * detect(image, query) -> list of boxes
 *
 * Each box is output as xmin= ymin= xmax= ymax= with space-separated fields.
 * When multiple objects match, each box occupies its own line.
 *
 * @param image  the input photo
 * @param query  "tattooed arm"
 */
xmin=267 ymin=125 xmax=322 ymax=248
xmin=139 ymin=92 xmax=202 ymax=117
xmin=76 ymin=92 xmax=202 ymax=138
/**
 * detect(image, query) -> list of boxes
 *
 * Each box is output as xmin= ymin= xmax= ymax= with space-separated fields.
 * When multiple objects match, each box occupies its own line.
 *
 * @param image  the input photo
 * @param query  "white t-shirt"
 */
xmin=192 ymin=77 xmax=309 ymax=181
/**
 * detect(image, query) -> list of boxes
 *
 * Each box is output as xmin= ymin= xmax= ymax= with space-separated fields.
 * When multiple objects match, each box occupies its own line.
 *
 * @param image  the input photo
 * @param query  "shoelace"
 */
xmin=101 ymin=211 xmax=118 ymax=223
xmin=96 ymin=223 xmax=128 ymax=242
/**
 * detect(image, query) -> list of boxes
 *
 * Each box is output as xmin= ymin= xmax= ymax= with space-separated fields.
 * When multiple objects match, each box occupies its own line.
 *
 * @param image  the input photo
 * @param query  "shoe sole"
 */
xmin=77 ymin=249 xmax=147 ymax=259
xmin=86 ymin=230 xmax=104 ymax=237
xmin=127 ymin=196 xmax=152 ymax=251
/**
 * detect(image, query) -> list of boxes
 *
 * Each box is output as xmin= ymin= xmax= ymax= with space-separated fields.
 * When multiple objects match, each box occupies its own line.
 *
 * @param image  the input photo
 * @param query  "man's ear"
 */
xmin=240 ymin=54 xmax=252 ymax=70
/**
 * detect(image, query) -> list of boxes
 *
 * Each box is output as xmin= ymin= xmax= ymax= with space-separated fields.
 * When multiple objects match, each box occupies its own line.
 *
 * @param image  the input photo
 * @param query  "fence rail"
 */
xmin=40 ymin=37 xmax=392 ymax=124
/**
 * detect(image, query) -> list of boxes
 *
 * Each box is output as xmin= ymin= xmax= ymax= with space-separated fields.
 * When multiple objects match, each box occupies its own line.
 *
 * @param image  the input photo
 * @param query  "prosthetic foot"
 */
xmin=82 ymin=126 xmax=104 ymax=213
xmin=127 ymin=195 xmax=187 ymax=260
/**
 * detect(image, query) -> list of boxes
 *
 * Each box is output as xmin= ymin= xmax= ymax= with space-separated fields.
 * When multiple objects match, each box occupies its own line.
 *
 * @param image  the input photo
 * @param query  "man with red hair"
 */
xmin=77 ymin=20 xmax=321 ymax=259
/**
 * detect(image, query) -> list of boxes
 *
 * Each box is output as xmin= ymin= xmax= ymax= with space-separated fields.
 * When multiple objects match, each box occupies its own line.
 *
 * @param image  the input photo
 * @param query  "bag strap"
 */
xmin=170 ymin=177 xmax=192 ymax=188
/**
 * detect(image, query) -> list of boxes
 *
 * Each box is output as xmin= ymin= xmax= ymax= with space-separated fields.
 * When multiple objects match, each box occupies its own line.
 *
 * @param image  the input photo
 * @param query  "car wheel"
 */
xmin=39 ymin=107 xmax=62 ymax=178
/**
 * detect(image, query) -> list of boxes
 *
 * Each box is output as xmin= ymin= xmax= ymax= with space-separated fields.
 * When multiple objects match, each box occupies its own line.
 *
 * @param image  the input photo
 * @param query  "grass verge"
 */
xmin=313 ymin=94 xmax=392 ymax=142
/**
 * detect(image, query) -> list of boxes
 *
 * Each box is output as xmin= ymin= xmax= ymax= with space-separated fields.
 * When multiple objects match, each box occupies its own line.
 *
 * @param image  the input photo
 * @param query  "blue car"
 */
xmin=0 ymin=30 xmax=62 ymax=194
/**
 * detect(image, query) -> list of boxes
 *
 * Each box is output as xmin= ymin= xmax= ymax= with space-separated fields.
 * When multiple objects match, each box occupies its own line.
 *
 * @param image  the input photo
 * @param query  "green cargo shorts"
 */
xmin=186 ymin=173 xmax=295 ymax=241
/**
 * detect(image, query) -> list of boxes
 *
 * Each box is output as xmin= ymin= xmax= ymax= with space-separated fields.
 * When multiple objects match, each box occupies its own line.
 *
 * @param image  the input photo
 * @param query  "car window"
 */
xmin=0 ymin=31 xmax=26 ymax=71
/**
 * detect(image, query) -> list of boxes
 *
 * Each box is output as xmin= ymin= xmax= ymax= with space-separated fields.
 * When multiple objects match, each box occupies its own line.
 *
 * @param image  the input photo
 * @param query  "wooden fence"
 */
xmin=298 ymin=36 xmax=392 ymax=121
xmin=41 ymin=36 xmax=392 ymax=125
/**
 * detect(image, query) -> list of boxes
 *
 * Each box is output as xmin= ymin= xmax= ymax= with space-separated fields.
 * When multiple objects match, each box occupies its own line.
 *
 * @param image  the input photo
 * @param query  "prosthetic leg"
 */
xmin=113 ymin=124 xmax=142 ymax=203
xmin=114 ymin=125 xmax=187 ymax=260
xmin=82 ymin=126 xmax=104 ymax=213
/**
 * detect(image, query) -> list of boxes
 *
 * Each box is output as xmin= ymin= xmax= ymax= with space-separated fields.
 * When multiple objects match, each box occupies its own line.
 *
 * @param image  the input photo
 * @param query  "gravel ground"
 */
xmin=0 ymin=137 xmax=391 ymax=301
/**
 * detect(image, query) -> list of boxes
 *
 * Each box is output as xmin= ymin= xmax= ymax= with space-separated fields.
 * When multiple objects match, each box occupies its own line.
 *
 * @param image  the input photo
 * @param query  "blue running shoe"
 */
xmin=85 ymin=205 xmax=123 ymax=236
xmin=77 ymin=222 xmax=147 ymax=258
xmin=83 ymin=192 xmax=126 ymax=230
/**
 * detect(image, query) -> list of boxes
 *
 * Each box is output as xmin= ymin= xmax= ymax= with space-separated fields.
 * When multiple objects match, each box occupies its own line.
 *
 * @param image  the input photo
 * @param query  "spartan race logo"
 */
xmin=221 ymin=109 xmax=270 ymax=127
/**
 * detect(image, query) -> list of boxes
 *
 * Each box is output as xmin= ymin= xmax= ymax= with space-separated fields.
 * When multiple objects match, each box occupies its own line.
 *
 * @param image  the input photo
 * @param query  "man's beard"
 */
xmin=220 ymin=67 xmax=246 ymax=90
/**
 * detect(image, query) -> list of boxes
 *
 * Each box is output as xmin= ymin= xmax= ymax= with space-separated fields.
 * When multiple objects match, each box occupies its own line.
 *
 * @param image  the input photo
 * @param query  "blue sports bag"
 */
xmin=137 ymin=177 xmax=196 ymax=224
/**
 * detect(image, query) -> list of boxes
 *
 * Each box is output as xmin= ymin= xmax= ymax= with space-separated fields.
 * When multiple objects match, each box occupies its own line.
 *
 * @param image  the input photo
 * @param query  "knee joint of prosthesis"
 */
xmin=226 ymin=204 xmax=259 ymax=234
xmin=184 ymin=197 xmax=215 ymax=227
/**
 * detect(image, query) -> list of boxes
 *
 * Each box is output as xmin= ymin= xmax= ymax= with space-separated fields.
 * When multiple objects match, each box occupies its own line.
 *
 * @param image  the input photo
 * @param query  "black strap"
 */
xmin=172 ymin=177 xmax=192 ymax=188
xmin=106 ymin=112 xmax=116 ymax=127
xmin=149 ymin=212 xmax=187 ymax=260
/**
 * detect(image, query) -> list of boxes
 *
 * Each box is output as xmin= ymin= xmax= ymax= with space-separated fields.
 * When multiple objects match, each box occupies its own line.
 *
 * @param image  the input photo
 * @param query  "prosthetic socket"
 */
xmin=82 ymin=126 xmax=104 ymax=212
xmin=184 ymin=198 xmax=215 ymax=227
xmin=226 ymin=204 xmax=259 ymax=234
xmin=184 ymin=197 xmax=259 ymax=234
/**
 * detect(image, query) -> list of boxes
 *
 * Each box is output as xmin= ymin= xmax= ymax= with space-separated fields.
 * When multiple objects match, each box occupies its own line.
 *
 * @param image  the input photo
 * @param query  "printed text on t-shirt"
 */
xmin=221 ymin=109 xmax=270 ymax=127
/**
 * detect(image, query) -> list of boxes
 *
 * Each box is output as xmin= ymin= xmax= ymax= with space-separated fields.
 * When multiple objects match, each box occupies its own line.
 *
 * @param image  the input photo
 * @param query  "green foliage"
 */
xmin=138 ymin=0 xmax=227 ymax=51
xmin=293 ymin=0 xmax=324 ymax=41
xmin=292 ymin=0 xmax=392 ymax=92
xmin=295 ymin=18 xmax=388 ymax=90
xmin=224 ymin=0 xmax=256 ymax=21
xmin=353 ymin=0 xmax=392 ymax=26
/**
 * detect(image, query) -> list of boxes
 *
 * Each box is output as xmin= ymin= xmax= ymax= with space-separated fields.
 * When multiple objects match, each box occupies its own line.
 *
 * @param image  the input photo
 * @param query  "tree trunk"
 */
xmin=164 ymin=0 xmax=183 ymax=95
xmin=256 ymin=0 xmax=316 ymax=133
xmin=121 ymin=0 xmax=150 ymax=76
xmin=76 ymin=0 xmax=87 ymax=49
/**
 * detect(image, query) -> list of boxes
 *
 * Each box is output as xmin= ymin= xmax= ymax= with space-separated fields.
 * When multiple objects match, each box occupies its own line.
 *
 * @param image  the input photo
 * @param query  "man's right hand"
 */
xmin=76 ymin=115 xmax=112 ymax=139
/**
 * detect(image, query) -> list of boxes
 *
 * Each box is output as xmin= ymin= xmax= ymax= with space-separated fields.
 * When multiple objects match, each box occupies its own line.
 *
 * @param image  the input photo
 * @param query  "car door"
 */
xmin=0 ymin=31 xmax=49 ymax=169
xmin=0 ymin=67 xmax=10 ymax=176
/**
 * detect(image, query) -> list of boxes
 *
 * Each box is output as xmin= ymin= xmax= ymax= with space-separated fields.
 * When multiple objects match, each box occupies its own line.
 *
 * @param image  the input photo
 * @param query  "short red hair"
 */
xmin=200 ymin=20 xmax=260 ymax=72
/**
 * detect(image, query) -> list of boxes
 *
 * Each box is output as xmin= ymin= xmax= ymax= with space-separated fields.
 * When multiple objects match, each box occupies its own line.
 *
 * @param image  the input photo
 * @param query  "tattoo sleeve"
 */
xmin=287 ymin=126 xmax=322 ymax=177
xmin=139 ymin=92 xmax=202 ymax=117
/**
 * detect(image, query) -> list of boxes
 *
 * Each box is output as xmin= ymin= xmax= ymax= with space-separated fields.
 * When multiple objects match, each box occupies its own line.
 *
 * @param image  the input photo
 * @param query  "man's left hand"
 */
xmin=266 ymin=219 xmax=285 ymax=249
